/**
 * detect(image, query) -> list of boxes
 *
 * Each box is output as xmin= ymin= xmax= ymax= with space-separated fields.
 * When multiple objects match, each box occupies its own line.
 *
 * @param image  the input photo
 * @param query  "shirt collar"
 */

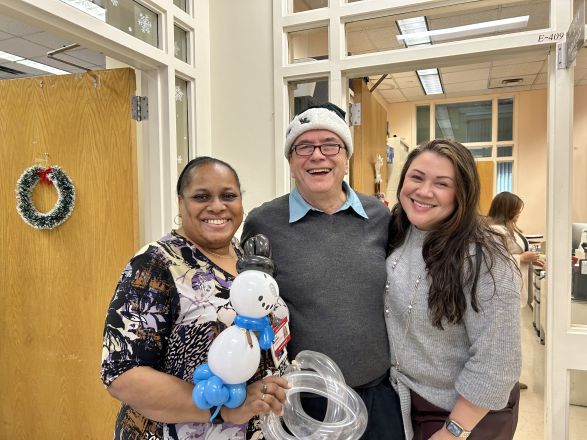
xmin=288 ymin=181 xmax=368 ymax=223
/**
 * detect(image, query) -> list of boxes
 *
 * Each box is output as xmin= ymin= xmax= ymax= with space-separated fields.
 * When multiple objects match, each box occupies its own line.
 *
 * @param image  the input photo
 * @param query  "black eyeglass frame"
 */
xmin=291 ymin=143 xmax=345 ymax=157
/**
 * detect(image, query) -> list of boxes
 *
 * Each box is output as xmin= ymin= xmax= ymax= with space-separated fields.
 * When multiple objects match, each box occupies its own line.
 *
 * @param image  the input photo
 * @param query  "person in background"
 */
xmin=242 ymin=103 xmax=404 ymax=439
xmin=487 ymin=191 xmax=544 ymax=308
xmin=487 ymin=191 xmax=544 ymax=392
xmin=100 ymin=157 xmax=290 ymax=440
xmin=386 ymin=139 xmax=521 ymax=440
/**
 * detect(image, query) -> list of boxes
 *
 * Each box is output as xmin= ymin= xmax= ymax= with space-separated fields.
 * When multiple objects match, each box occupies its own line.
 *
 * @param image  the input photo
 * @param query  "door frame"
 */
xmin=0 ymin=0 xmax=207 ymax=244
xmin=273 ymin=1 xmax=587 ymax=438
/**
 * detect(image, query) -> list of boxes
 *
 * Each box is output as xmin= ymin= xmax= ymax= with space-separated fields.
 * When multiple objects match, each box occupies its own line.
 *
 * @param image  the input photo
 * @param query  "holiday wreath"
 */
xmin=15 ymin=165 xmax=76 ymax=229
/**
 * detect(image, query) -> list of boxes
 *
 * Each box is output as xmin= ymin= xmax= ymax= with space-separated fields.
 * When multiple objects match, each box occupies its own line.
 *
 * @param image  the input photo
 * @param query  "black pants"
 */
xmin=300 ymin=374 xmax=404 ymax=440
xmin=411 ymin=383 xmax=520 ymax=440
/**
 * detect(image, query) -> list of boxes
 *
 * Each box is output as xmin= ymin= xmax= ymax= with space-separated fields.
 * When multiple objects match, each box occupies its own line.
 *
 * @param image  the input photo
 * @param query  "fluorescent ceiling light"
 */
xmin=397 ymin=16 xmax=431 ymax=47
xmin=0 ymin=50 xmax=25 ymax=62
xmin=397 ymin=16 xmax=529 ymax=42
xmin=17 ymin=59 xmax=69 ymax=75
xmin=0 ymin=49 xmax=69 ymax=75
xmin=60 ymin=0 xmax=106 ymax=22
xmin=417 ymin=68 xmax=443 ymax=95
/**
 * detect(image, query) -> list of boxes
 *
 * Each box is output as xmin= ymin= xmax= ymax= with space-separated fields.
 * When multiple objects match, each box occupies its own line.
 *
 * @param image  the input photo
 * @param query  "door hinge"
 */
xmin=557 ymin=42 xmax=568 ymax=70
xmin=350 ymin=103 xmax=361 ymax=126
xmin=131 ymin=96 xmax=148 ymax=121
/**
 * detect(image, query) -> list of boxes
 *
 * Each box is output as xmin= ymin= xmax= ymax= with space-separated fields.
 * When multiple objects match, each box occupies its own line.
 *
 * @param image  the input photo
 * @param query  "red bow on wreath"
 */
xmin=37 ymin=167 xmax=54 ymax=185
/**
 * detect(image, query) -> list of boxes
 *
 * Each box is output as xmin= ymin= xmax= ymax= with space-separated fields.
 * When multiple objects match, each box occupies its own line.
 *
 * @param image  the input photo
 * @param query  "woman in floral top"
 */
xmin=101 ymin=157 xmax=290 ymax=440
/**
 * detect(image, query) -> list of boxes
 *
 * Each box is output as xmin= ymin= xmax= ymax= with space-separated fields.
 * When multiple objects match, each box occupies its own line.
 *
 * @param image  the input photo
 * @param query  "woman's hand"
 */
xmin=520 ymin=251 xmax=541 ymax=264
xmin=222 ymin=376 xmax=290 ymax=425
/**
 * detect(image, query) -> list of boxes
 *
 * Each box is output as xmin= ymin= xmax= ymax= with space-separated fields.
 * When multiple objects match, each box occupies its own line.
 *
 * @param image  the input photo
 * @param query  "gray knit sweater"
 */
xmin=385 ymin=226 xmax=521 ymax=440
xmin=242 ymin=193 xmax=391 ymax=387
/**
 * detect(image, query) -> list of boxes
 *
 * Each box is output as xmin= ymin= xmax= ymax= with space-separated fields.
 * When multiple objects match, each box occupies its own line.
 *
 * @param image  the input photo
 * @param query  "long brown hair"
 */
xmin=388 ymin=139 xmax=508 ymax=329
xmin=487 ymin=191 xmax=524 ymax=237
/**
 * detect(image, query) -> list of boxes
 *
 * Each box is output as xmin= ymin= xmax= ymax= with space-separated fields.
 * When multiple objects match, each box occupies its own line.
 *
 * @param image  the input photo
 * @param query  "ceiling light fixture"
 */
xmin=0 ymin=50 xmax=25 ymax=62
xmin=396 ymin=16 xmax=431 ymax=47
xmin=0 ymin=50 xmax=69 ymax=75
xmin=397 ymin=15 xmax=529 ymax=42
xmin=17 ymin=59 xmax=69 ymax=75
xmin=417 ymin=68 xmax=444 ymax=95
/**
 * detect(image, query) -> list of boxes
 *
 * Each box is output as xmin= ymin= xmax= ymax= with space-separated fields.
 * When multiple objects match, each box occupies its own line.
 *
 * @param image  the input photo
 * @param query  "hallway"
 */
xmin=515 ymin=307 xmax=587 ymax=439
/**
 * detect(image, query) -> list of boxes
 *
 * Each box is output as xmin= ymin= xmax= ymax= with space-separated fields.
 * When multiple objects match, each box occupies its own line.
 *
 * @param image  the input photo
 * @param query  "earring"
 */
xmin=173 ymin=214 xmax=182 ymax=226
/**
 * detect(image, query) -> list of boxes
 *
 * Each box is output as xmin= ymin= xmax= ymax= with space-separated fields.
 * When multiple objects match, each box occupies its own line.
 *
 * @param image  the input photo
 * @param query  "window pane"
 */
xmin=498 ymin=98 xmax=513 ymax=141
xmin=496 ymin=161 xmax=513 ymax=193
xmin=346 ymin=1 xmax=549 ymax=56
xmin=105 ymin=0 xmax=159 ymax=47
xmin=292 ymin=0 xmax=327 ymax=13
xmin=173 ymin=0 xmax=187 ymax=12
xmin=435 ymin=101 xmax=492 ymax=142
xmin=416 ymin=105 xmax=430 ymax=145
xmin=174 ymin=25 xmax=188 ymax=62
xmin=497 ymin=145 xmax=513 ymax=157
xmin=288 ymin=27 xmax=328 ymax=63
xmin=62 ymin=0 xmax=161 ymax=47
xmin=175 ymin=78 xmax=189 ymax=176
xmin=290 ymin=79 xmax=329 ymax=116
xmin=468 ymin=146 xmax=492 ymax=158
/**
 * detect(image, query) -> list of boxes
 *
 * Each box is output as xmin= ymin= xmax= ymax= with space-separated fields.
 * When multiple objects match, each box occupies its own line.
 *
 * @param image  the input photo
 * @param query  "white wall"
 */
xmin=209 ymin=1 xmax=276 ymax=219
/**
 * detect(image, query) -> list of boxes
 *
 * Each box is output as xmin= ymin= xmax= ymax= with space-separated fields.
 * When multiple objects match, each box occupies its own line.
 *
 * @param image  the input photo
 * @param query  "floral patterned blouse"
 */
xmin=101 ymin=231 xmax=290 ymax=440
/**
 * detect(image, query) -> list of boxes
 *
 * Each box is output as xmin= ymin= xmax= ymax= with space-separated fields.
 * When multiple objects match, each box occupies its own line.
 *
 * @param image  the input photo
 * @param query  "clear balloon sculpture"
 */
xmin=192 ymin=234 xmax=279 ymax=420
xmin=260 ymin=350 xmax=368 ymax=440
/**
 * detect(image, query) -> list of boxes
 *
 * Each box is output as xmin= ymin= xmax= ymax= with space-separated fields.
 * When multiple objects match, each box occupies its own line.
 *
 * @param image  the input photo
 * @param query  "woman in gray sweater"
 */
xmin=385 ymin=139 xmax=521 ymax=440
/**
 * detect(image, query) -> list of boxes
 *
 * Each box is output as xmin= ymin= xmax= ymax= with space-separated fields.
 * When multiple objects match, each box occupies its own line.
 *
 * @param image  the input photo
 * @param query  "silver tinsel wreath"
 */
xmin=15 ymin=165 xmax=76 ymax=229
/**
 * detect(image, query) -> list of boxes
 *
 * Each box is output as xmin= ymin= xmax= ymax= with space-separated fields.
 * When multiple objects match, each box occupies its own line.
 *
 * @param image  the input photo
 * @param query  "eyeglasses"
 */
xmin=292 ymin=143 xmax=345 ymax=157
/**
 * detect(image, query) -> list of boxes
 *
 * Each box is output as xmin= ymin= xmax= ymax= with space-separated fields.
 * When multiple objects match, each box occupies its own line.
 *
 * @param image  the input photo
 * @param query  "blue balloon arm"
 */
xmin=259 ymin=326 xmax=275 ymax=350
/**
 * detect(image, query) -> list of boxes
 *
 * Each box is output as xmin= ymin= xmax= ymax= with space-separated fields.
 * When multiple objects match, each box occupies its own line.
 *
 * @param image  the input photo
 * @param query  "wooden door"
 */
xmin=350 ymin=78 xmax=388 ymax=195
xmin=0 ymin=68 xmax=138 ymax=438
xmin=477 ymin=161 xmax=495 ymax=215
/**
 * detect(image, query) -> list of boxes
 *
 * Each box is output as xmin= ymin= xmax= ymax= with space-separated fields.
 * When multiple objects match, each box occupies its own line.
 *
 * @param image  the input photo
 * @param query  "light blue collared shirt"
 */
xmin=288 ymin=181 xmax=368 ymax=223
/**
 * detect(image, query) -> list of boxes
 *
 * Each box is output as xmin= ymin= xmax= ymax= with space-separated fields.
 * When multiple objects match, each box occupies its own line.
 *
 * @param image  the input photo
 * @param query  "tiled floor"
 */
xmin=514 ymin=307 xmax=587 ymax=440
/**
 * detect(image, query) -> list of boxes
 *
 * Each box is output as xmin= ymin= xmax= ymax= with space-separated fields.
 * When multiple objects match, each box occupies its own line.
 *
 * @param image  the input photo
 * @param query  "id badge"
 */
xmin=270 ymin=316 xmax=291 ymax=369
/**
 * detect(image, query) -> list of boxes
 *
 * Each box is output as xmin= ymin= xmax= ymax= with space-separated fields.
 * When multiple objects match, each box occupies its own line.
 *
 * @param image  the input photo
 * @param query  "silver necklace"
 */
xmin=386 ymin=234 xmax=425 ymax=373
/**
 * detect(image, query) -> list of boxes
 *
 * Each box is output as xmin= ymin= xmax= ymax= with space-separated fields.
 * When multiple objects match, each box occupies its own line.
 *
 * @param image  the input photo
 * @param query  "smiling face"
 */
xmin=178 ymin=163 xmax=244 ymax=251
xmin=288 ymin=129 xmax=349 ymax=204
xmin=399 ymin=151 xmax=457 ymax=231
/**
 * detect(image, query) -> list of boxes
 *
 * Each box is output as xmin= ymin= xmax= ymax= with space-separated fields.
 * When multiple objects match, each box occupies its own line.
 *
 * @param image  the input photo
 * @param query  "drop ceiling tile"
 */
xmin=67 ymin=48 xmax=105 ymax=65
xmin=0 ymin=29 xmax=13 ymax=41
xmin=441 ymin=62 xmax=490 ymax=73
xmin=366 ymin=27 xmax=400 ymax=51
xmin=391 ymin=71 xmax=416 ymax=78
xmin=492 ymin=55 xmax=547 ymax=66
xmin=379 ymin=88 xmax=406 ymax=103
xmin=490 ymin=61 xmax=544 ymax=78
xmin=392 ymin=72 xmax=420 ymax=88
xmin=442 ymin=68 xmax=489 ymax=84
xmin=23 ymin=32 xmax=75 ymax=50
xmin=347 ymin=31 xmax=374 ymax=55
xmin=0 ymin=37 xmax=53 ymax=59
xmin=0 ymin=15 xmax=40 ymax=36
xmin=443 ymin=79 xmax=488 ymax=94
xmin=401 ymin=86 xmax=425 ymax=98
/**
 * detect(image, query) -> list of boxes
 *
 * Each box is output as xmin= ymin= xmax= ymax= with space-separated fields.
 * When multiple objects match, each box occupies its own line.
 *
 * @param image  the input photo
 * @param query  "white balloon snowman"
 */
xmin=192 ymin=235 xmax=280 ymax=419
